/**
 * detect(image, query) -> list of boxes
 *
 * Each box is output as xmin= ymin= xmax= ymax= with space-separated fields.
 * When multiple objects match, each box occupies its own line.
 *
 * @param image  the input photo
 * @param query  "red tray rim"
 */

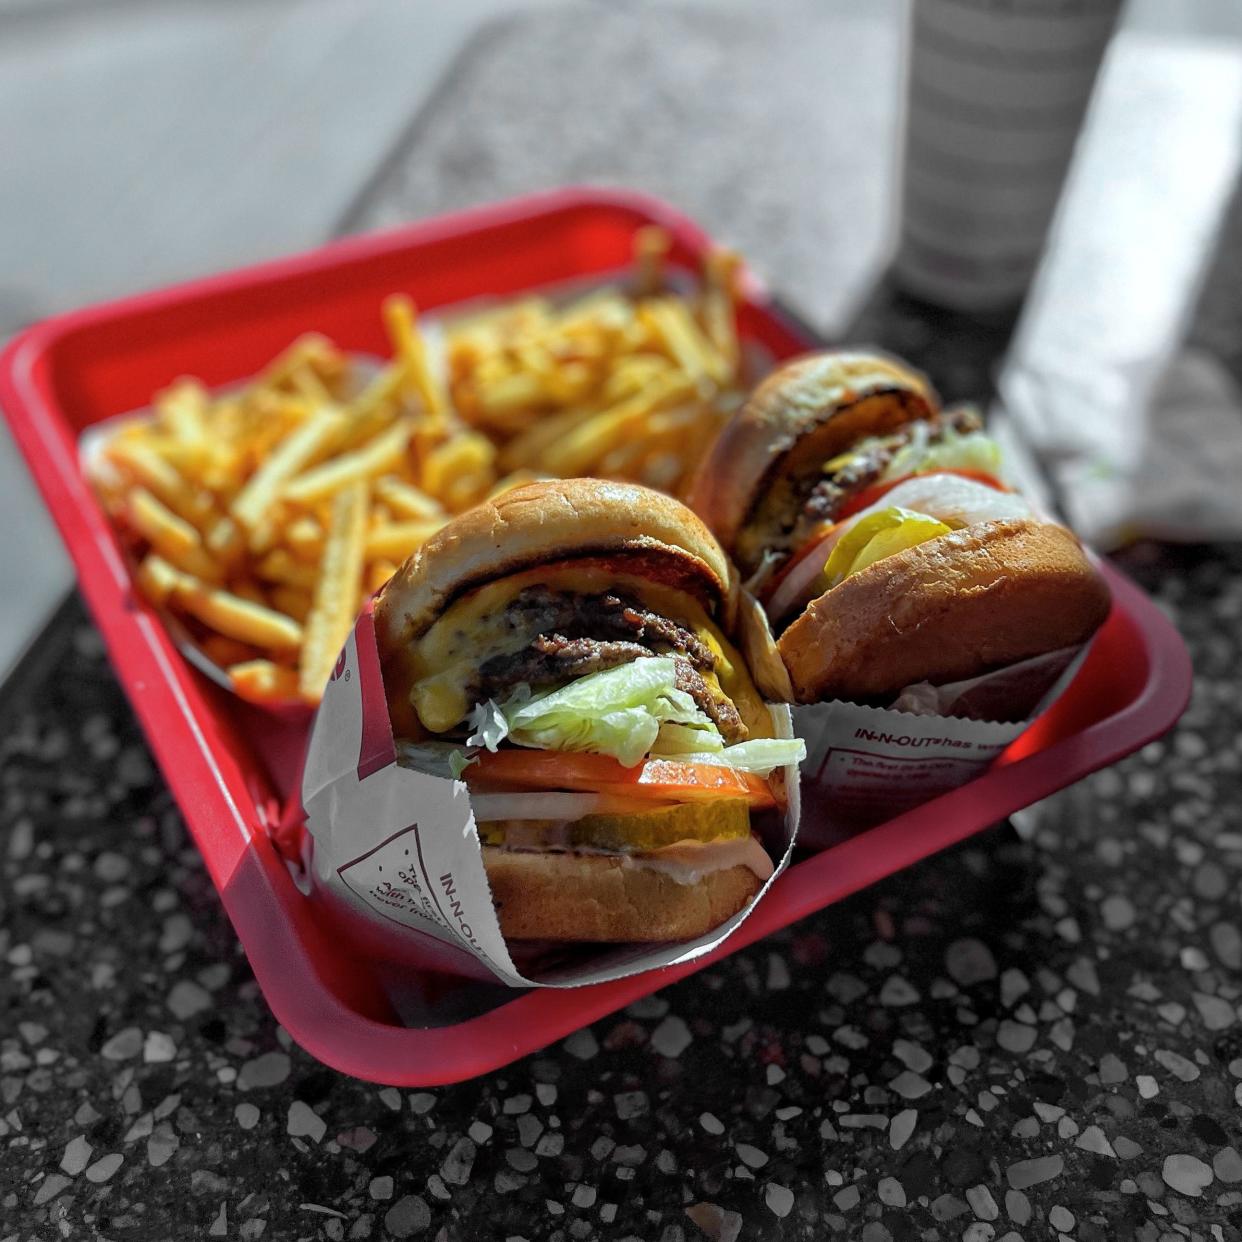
xmin=0 ymin=187 xmax=1193 ymax=1086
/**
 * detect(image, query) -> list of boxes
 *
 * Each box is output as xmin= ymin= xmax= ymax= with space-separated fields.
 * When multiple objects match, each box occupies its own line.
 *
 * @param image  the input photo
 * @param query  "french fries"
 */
xmin=299 ymin=480 xmax=369 ymax=701
xmin=91 ymin=226 xmax=748 ymax=707
xmin=444 ymin=230 xmax=744 ymax=495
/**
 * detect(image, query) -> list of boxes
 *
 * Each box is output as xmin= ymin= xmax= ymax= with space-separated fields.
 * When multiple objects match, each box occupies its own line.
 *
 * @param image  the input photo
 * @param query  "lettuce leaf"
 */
xmin=463 ymin=657 xmax=805 ymax=776
xmin=448 ymin=748 xmax=476 ymax=780
xmin=496 ymin=657 xmax=718 ymax=769
xmin=882 ymin=425 xmax=1003 ymax=484
xmin=663 ymin=736 xmax=806 ymax=775
xmin=653 ymin=721 xmax=725 ymax=755
xmin=465 ymin=698 xmax=510 ymax=752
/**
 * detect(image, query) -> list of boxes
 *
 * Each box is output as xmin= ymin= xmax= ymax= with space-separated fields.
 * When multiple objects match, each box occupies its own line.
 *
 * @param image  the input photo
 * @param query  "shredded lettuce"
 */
xmin=465 ymin=657 xmax=806 ymax=775
xmin=664 ymin=737 xmax=806 ymax=775
xmin=484 ymin=657 xmax=718 ymax=769
xmin=448 ymin=749 xmax=476 ymax=780
xmin=882 ymin=425 xmax=1003 ymax=484
xmin=466 ymin=698 xmax=510 ymax=752
xmin=653 ymin=721 xmax=725 ymax=755
xmin=395 ymin=740 xmax=476 ymax=779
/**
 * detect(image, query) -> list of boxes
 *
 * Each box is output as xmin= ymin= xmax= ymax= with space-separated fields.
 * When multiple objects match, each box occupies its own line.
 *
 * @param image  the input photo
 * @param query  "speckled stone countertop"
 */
xmin=6 ymin=5 xmax=1242 ymax=1240
xmin=4 ymin=550 xmax=1240 ymax=1241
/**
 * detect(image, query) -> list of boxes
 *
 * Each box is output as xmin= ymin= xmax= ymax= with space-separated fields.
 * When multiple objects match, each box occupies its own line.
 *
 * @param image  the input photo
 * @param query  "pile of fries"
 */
xmin=92 ymin=228 xmax=747 ymax=707
xmin=446 ymin=228 xmax=744 ymax=493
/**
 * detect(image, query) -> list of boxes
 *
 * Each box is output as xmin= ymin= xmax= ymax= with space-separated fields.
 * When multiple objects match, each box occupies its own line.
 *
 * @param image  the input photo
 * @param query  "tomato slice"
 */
xmin=464 ymin=749 xmax=776 ymax=809
xmin=836 ymin=469 xmax=1007 ymax=522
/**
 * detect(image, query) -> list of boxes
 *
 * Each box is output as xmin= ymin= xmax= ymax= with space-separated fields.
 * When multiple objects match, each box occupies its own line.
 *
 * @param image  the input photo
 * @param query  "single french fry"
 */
xmin=364 ymin=520 xmax=444 ymax=562
xmin=421 ymin=433 xmax=496 ymax=511
xmin=373 ymin=475 xmax=444 ymax=522
xmin=156 ymin=378 xmax=211 ymax=455
xmin=127 ymin=488 xmax=222 ymax=581
xmin=228 ymin=660 xmax=302 ymax=705
xmin=282 ymin=419 xmax=412 ymax=505
xmin=205 ymin=515 xmax=245 ymax=572
xmin=383 ymin=295 xmax=449 ymax=421
xmin=299 ymin=480 xmax=369 ymax=700
xmin=201 ymin=634 xmax=259 ymax=668
xmin=172 ymin=577 xmax=303 ymax=652
xmin=135 ymin=554 xmax=182 ymax=606
xmin=633 ymin=226 xmax=671 ymax=297
xmin=231 ymin=408 xmax=346 ymax=538
xmin=702 ymin=248 xmax=742 ymax=376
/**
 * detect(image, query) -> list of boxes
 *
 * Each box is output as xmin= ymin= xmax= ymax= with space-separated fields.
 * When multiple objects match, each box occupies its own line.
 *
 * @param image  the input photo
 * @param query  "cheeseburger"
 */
xmin=688 ymin=350 xmax=1111 ymax=708
xmin=374 ymin=479 xmax=802 ymax=943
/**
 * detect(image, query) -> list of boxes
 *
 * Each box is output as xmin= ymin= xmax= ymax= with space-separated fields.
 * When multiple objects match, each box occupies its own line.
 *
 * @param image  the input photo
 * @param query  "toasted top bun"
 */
xmin=777 ymin=518 xmax=1111 ymax=704
xmin=375 ymin=478 xmax=733 ymax=650
xmin=688 ymin=350 xmax=939 ymax=556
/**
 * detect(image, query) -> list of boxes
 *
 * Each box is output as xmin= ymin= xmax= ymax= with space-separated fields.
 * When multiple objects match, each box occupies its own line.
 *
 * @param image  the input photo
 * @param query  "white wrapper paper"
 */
xmin=795 ymin=642 xmax=1091 ymax=848
xmin=301 ymin=610 xmax=801 ymax=988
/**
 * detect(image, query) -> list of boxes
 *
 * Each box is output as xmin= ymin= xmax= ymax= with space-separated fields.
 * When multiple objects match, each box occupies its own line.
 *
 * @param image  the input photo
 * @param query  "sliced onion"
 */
xmin=864 ymin=474 xmax=1032 ymax=530
xmin=469 ymin=791 xmax=658 ymax=822
xmin=766 ymin=527 xmax=842 ymax=622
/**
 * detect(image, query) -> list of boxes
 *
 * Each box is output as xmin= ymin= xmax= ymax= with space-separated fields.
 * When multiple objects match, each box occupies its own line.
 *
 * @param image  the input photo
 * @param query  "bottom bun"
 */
xmin=483 ymin=847 xmax=761 ymax=942
xmin=777 ymin=518 xmax=1111 ymax=703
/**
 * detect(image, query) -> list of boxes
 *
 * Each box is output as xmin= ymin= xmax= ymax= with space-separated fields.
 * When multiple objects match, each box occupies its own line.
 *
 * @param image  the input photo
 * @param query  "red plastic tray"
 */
xmin=0 ymin=188 xmax=1191 ymax=1085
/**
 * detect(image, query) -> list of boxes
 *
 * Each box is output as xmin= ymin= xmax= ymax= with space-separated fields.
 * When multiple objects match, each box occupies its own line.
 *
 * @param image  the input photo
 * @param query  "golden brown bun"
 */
xmin=777 ymin=518 xmax=1111 ymax=703
xmin=687 ymin=350 xmax=939 ymax=554
xmin=483 ymin=847 xmax=760 ymax=941
xmin=375 ymin=478 xmax=732 ymax=650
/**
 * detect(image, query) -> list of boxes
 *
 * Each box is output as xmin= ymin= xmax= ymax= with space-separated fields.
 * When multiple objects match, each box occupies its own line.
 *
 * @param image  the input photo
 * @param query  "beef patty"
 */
xmin=797 ymin=406 xmax=982 ymax=535
xmin=476 ymin=589 xmax=747 ymax=743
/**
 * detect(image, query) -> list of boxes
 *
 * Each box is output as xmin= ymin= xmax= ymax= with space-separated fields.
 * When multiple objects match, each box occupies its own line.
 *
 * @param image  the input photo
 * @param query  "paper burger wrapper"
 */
xmin=793 ymin=642 xmax=1091 ymax=849
xmin=736 ymin=589 xmax=1091 ymax=849
xmin=300 ymin=610 xmax=801 ymax=989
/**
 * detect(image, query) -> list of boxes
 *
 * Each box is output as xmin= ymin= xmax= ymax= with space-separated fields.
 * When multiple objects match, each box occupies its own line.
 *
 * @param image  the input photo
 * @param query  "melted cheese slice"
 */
xmin=409 ymin=565 xmax=771 ymax=738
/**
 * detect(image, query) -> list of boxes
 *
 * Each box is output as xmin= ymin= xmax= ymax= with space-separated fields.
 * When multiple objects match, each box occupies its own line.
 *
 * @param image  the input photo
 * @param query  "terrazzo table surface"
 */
xmin=5 ymin=5 xmax=1242 ymax=1240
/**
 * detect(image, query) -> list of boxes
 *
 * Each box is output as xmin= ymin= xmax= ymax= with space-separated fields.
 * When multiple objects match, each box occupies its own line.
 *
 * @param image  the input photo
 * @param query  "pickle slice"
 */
xmin=820 ymin=507 xmax=951 ymax=589
xmin=481 ymin=798 xmax=751 ymax=851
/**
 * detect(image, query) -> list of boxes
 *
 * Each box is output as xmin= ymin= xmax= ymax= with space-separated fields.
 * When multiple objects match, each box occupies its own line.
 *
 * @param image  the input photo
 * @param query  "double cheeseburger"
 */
xmin=374 ymin=478 xmax=802 ymax=943
xmin=689 ymin=350 xmax=1111 ymax=708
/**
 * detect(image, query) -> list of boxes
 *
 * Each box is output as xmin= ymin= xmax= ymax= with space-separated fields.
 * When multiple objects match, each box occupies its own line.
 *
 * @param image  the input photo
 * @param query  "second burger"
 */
xmin=688 ymin=350 xmax=1111 ymax=713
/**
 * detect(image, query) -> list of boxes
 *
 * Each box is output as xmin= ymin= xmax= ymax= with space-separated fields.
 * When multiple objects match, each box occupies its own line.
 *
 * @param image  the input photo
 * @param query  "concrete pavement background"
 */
xmin=0 ymin=0 xmax=565 ymax=675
